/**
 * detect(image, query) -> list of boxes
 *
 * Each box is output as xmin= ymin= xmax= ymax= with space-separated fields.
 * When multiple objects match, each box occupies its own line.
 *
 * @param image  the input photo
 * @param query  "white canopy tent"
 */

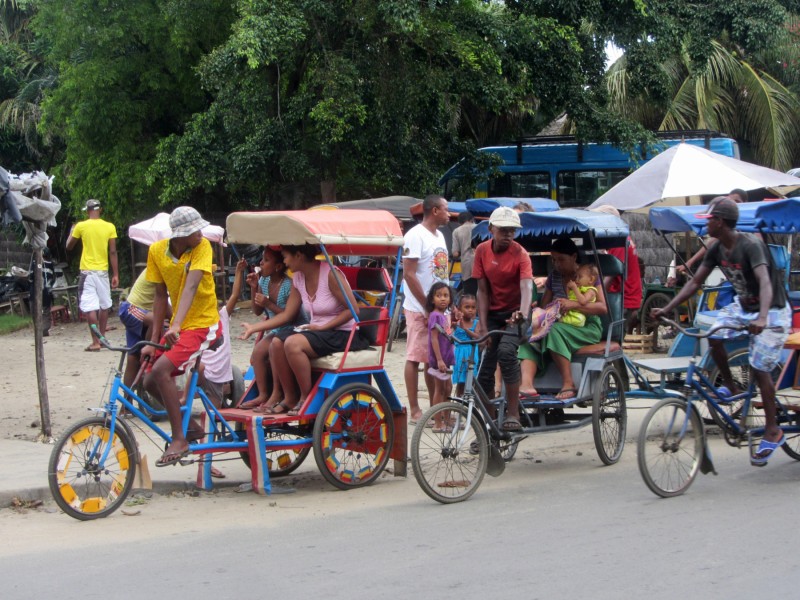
xmin=588 ymin=144 xmax=800 ymax=212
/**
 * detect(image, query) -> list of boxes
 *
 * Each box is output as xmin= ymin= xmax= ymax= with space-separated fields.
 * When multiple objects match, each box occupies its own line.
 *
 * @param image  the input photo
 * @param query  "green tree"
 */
xmin=148 ymin=0 xmax=656 ymax=208
xmin=32 ymin=0 xmax=236 ymax=222
xmin=0 ymin=0 xmax=56 ymax=172
xmin=603 ymin=0 xmax=800 ymax=170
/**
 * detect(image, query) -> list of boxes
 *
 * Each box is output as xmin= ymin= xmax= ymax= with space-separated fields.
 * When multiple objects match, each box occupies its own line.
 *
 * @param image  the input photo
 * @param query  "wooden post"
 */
xmin=32 ymin=247 xmax=52 ymax=439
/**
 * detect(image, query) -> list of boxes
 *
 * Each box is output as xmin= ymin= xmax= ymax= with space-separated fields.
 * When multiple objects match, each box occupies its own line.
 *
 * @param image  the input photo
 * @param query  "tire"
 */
xmin=592 ymin=364 xmax=627 ymax=465
xmin=48 ymin=416 xmax=138 ymax=520
xmin=497 ymin=439 xmax=519 ymax=462
xmin=411 ymin=401 xmax=489 ymax=504
xmin=641 ymin=292 xmax=679 ymax=349
xmin=706 ymin=348 xmax=780 ymax=430
xmin=387 ymin=296 xmax=403 ymax=352
xmin=312 ymin=383 xmax=394 ymax=490
xmin=133 ymin=382 xmax=166 ymax=422
xmin=222 ymin=365 xmax=245 ymax=409
xmin=637 ymin=398 xmax=703 ymax=498
xmin=235 ymin=423 xmax=311 ymax=476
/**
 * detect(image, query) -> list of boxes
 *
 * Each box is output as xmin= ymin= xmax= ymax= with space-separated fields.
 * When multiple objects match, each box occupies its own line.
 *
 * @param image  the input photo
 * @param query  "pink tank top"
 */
xmin=293 ymin=261 xmax=354 ymax=331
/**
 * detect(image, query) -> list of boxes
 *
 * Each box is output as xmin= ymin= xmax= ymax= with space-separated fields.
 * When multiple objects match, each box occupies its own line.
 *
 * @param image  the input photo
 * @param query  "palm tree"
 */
xmin=605 ymin=38 xmax=800 ymax=171
xmin=0 ymin=0 xmax=56 ymax=164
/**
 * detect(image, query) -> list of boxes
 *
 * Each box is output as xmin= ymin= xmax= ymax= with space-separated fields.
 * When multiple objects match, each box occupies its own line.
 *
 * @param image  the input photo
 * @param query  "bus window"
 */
xmin=557 ymin=169 xmax=628 ymax=207
xmin=488 ymin=172 xmax=550 ymax=199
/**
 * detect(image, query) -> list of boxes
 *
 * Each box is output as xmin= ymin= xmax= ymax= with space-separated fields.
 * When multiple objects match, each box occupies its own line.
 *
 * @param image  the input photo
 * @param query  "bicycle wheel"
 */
xmin=592 ymin=364 xmax=627 ymax=465
xmin=387 ymin=296 xmax=403 ymax=352
xmin=641 ymin=292 xmax=679 ymax=349
xmin=411 ymin=401 xmax=489 ymax=504
xmin=637 ymin=398 xmax=703 ymax=498
xmin=312 ymin=383 xmax=394 ymax=490
xmin=236 ymin=423 xmax=311 ymax=476
xmin=48 ymin=416 xmax=138 ymax=520
xmin=706 ymin=348 xmax=779 ymax=430
xmin=222 ymin=365 xmax=245 ymax=409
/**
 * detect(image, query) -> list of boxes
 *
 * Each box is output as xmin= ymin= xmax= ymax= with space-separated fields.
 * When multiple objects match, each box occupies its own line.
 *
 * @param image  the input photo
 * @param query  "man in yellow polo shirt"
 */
xmin=141 ymin=206 xmax=220 ymax=467
xmin=66 ymin=199 xmax=119 ymax=351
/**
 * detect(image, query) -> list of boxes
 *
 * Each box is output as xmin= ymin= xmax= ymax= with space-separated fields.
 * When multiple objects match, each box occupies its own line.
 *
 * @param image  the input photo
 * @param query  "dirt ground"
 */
xmin=1 ymin=307 xmax=417 ymax=442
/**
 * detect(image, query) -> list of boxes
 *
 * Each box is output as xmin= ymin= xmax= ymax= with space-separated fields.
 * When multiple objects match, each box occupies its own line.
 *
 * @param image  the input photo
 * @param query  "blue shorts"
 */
xmin=710 ymin=298 xmax=790 ymax=372
xmin=118 ymin=301 xmax=150 ymax=351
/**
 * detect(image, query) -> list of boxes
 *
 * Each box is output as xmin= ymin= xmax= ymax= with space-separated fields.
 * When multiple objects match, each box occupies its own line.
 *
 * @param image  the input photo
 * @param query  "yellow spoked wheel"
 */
xmin=48 ymin=417 xmax=138 ymax=520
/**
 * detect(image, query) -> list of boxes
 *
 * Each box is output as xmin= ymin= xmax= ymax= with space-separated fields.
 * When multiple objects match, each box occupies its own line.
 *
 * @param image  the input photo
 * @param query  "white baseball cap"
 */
xmin=488 ymin=206 xmax=521 ymax=228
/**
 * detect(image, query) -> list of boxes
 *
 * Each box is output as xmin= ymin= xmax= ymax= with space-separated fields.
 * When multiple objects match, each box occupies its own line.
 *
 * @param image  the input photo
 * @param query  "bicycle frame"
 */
xmin=96 ymin=355 xmax=249 ymax=471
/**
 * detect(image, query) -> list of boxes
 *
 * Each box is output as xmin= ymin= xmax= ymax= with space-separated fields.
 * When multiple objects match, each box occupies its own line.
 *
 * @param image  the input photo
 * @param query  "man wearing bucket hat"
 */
xmin=141 ymin=206 xmax=222 ymax=467
xmin=66 ymin=199 xmax=119 ymax=351
xmin=473 ymin=206 xmax=533 ymax=431
xmin=652 ymin=197 xmax=791 ymax=466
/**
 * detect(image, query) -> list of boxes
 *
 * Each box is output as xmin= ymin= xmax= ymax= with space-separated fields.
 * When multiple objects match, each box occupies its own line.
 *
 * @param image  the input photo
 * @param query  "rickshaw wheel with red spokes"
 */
xmin=312 ymin=383 xmax=394 ymax=490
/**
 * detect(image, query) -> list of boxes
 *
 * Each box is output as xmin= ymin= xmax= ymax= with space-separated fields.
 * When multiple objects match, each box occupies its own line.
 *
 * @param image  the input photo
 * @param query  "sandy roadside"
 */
xmin=1 ymin=307 xmax=420 ymax=442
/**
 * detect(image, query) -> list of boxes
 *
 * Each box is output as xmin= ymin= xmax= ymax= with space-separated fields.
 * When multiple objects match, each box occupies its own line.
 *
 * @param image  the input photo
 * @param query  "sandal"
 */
xmin=270 ymin=401 xmax=297 ymax=415
xmin=555 ymin=388 xmax=577 ymax=401
xmin=502 ymin=417 xmax=522 ymax=432
xmin=156 ymin=447 xmax=189 ymax=467
xmin=239 ymin=397 xmax=267 ymax=410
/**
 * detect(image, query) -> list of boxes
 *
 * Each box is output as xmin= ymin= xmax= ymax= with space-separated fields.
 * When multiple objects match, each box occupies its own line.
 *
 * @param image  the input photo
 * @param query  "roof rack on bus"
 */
xmin=512 ymin=130 xmax=731 ymax=164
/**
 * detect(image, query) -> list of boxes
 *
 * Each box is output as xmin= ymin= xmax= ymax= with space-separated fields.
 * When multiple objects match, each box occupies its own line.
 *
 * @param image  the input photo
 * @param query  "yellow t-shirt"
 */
xmin=71 ymin=218 xmax=117 ymax=271
xmin=146 ymin=238 xmax=219 ymax=330
xmin=126 ymin=270 xmax=157 ymax=310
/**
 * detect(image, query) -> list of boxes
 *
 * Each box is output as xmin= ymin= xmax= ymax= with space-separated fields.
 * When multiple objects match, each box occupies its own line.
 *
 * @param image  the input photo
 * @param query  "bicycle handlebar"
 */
xmin=90 ymin=324 xmax=170 ymax=354
xmin=435 ymin=320 xmax=527 ymax=346
xmin=657 ymin=317 xmax=783 ymax=339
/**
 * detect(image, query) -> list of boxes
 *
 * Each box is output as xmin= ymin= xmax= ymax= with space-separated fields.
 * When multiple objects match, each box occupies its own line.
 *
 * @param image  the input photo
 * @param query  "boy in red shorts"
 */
xmin=141 ymin=206 xmax=221 ymax=467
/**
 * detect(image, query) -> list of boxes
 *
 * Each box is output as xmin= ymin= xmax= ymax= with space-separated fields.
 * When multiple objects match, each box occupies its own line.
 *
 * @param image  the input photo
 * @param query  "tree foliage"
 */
xmin=0 ymin=0 xmax=794 ymax=222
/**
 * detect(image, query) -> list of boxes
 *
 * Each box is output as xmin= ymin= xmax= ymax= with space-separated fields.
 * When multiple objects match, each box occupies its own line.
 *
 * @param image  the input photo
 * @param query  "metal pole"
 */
xmin=32 ymin=247 xmax=52 ymax=439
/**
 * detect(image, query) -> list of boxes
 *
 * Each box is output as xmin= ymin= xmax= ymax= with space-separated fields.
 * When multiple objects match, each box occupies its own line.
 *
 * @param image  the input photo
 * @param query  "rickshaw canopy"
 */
xmin=649 ymin=199 xmax=800 ymax=235
xmin=465 ymin=197 xmax=559 ymax=216
xmin=472 ymin=208 xmax=629 ymax=251
xmin=226 ymin=209 xmax=404 ymax=256
xmin=309 ymin=196 xmax=419 ymax=223
xmin=129 ymin=212 xmax=226 ymax=245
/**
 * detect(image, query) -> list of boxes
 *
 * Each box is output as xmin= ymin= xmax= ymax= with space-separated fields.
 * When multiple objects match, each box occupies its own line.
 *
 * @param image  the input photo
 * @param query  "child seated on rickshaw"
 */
xmin=239 ymin=246 xmax=302 ymax=413
xmin=528 ymin=263 xmax=599 ymax=342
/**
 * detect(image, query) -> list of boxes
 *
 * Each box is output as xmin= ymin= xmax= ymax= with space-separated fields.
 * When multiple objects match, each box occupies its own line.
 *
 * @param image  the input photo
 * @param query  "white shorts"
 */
xmin=78 ymin=270 xmax=112 ymax=312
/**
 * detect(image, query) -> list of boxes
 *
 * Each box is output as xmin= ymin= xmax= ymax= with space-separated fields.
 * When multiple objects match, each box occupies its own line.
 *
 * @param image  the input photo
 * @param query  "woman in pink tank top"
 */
xmin=268 ymin=244 xmax=369 ymax=415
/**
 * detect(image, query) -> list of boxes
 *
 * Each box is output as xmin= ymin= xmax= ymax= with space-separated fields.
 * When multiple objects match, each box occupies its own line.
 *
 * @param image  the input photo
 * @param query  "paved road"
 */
xmin=4 ymin=422 xmax=800 ymax=599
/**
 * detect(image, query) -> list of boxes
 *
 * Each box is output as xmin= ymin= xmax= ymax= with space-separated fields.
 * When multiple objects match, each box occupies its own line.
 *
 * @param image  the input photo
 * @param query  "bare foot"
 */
xmin=240 ymin=394 xmax=268 ymax=410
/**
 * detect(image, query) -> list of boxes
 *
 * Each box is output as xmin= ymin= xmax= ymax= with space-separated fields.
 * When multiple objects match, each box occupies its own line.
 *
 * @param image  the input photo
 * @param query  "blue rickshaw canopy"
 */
xmin=649 ymin=199 xmax=800 ymax=235
xmin=472 ymin=208 xmax=629 ymax=251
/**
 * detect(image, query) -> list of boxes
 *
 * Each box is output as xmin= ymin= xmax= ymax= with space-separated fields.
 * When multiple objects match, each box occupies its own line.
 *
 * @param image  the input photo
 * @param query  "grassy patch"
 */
xmin=0 ymin=313 xmax=32 ymax=335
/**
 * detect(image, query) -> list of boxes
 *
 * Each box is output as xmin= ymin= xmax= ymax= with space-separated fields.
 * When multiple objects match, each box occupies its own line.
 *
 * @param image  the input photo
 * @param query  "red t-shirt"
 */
xmin=473 ymin=240 xmax=533 ymax=311
xmin=608 ymin=238 xmax=643 ymax=310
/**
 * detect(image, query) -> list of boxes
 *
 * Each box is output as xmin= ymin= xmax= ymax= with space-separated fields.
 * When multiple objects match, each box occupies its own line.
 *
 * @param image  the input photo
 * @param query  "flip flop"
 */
xmin=84 ymin=345 xmax=101 ymax=352
xmin=210 ymin=466 xmax=226 ymax=479
xmin=751 ymin=433 xmax=785 ymax=467
xmin=239 ymin=398 xmax=266 ymax=410
xmin=520 ymin=390 xmax=540 ymax=399
xmin=502 ymin=417 xmax=522 ymax=432
xmin=555 ymin=388 xmax=577 ymax=401
xmin=155 ymin=448 xmax=189 ymax=467
xmin=270 ymin=401 xmax=296 ymax=415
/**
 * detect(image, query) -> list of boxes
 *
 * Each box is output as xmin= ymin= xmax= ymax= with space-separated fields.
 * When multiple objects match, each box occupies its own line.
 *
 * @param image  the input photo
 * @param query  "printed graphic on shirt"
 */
xmin=431 ymin=248 xmax=449 ymax=282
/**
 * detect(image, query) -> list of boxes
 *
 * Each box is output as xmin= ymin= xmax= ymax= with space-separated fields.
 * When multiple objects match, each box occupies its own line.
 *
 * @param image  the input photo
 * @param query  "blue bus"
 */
xmin=440 ymin=130 xmax=740 ymax=208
